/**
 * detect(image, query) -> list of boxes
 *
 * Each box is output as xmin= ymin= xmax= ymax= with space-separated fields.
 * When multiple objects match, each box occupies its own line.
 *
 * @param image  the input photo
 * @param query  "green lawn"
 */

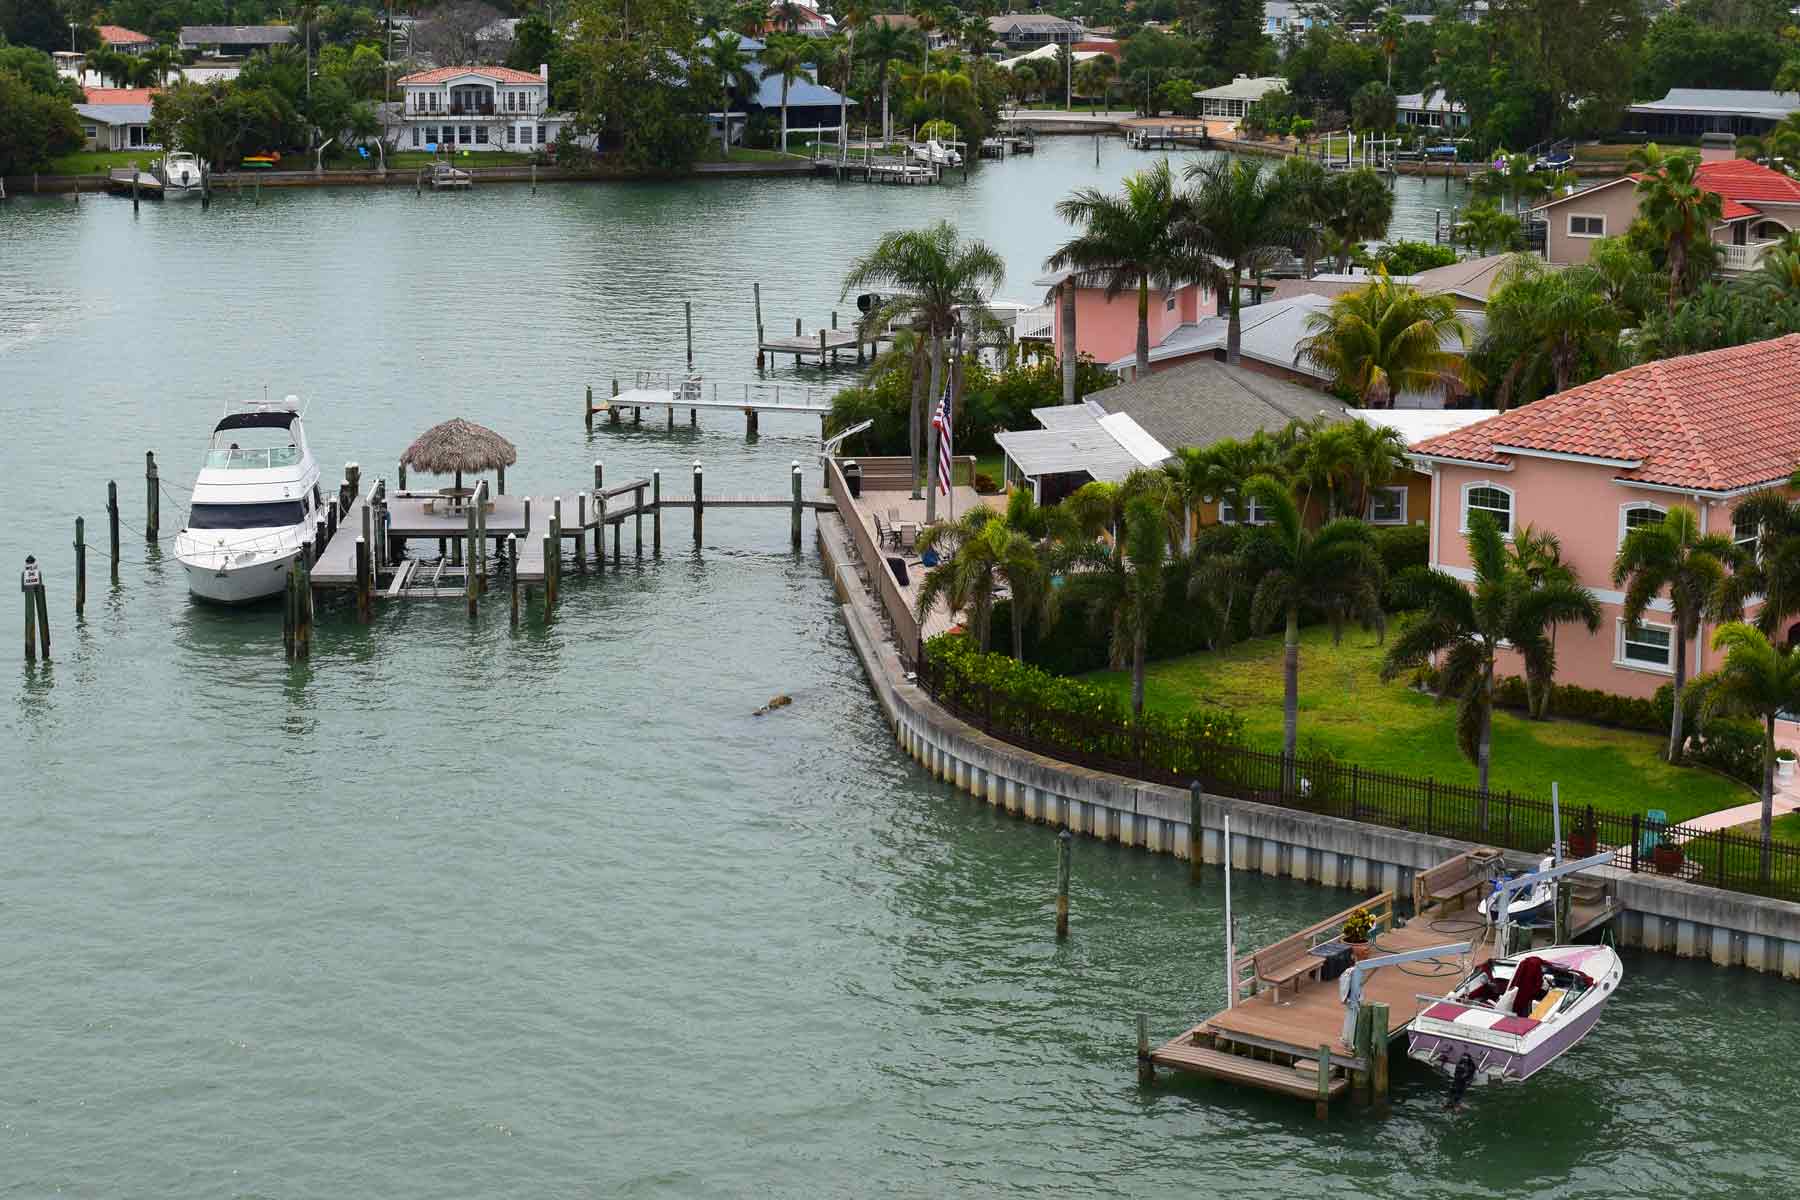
xmin=45 ymin=149 xmax=156 ymax=175
xmin=1083 ymin=625 xmax=1749 ymax=824
xmin=697 ymin=144 xmax=807 ymax=163
xmin=372 ymin=150 xmax=538 ymax=169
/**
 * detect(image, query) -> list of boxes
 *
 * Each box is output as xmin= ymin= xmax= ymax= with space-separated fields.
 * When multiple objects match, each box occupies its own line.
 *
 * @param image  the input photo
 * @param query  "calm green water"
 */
xmin=2 ymin=140 xmax=1795 ymax=1199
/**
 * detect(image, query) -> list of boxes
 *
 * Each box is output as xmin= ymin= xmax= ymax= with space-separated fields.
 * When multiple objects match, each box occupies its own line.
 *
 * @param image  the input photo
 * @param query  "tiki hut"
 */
xmin=400 ymin=418 xmax=518 ymax=495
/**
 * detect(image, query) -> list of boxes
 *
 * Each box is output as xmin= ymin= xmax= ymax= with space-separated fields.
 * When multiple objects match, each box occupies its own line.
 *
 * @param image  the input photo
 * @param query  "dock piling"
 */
xmin=73 ymin=519 xmax=85 ymax=616
xmin=1188 ymin=780 xmax=1202 ymax=882
xmin=754 ymin=282 xmax=765 ymax=367
xmin=106 ymin=481 xmax=120 ymax=584
xmin=685 ymin=299 xmax=694 ymax=371
xmin=542 ymin=531 xmax=556 ymax=612
xmin=585 ymin=383 xmax=593 ymax=431
xmin=594 ymin=461 xmax=603 ymax=494
xmin=283 ymin=562 xmax=295 ymax=660
xmin=790 ymin=462 xmax=803 ymax=549
xmin=1136 ymin=1014 xmax=1154 ymax=1086
xmin=652 ymin=470 xmax=662 ymax=554
xmin=818 ymin=328 xmax=827 ymax=374
xmin=1315 ymin=1044 xmax=1331 ymax=1121
xmin=1369 ymin=1003 xmax=1390 ymax=1111
xmin=551 ymin=497 xmax=563 ymax=597
xmin=355 ymin=536 xmax=371 ymax=622
xmin=22 ymin=556 xmax=49 ymax=662
xmin=575 ymin=492 xmax=588 ymax=569
xmin=613 ymin=515 xmax=621 ymax=563
xmin=465 ymin=491 xmax=478 ymax=617
xmin=296 ymin=554 xmax=312 ymax=659
xmin=634 ymin=484 xmax=645 ymax=556
xmin=692 ymin=461 xmax=704 ymax=546
xmin=1055 ymin=828 xmax=1072 ymax=938
xmin=509 ymin=535 xmax=519 ymax=626
xmin=144 ymin=451 xmax=159 ymax=541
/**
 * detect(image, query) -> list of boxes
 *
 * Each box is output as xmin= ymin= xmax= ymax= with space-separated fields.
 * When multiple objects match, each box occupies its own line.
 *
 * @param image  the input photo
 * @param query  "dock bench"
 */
xmin=1413 ymin=848 xmax=1501 ymax=914
xmin=1254 ymin=929 xmax=1322 ymax=1002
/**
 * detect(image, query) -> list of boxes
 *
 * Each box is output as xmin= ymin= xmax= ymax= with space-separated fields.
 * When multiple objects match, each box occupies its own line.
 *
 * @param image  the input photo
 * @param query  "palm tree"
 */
xmin=859 ymin=20 xmax=912 ymax=142
xmin=1181 ymin=156 xmax=1305 ymax=365
xmin=758 ymin=33 xmax=813 ymax=154
xmin=1241 ymin=475 xmax=1386 ymax=760
xmin=1508 ymin=524 xmax=1575 ymax=718
xmin=1736 ymin=112 xmax=1800 ymax=169
xmin=1274 ymin=156 xmax=1335 ymax=279
xmin=705 ymin=32 xmax=759 ymax=156
xmin=1324 ymin=168 xmax=1396 ymax=272
xmin=917 ymin=67 xmax=972 ymax=122
xmin=1047 ymin=161 xmax=1193 ymax=376
xmin=1613 ymin=507 xmax=1739 ymax=763
xmin=1454 ymin=202 xmax=1523 ymax=255
xmin=1066 ymin=495 xmax=1169 ymax=715
xmin=772 ymin=0 xmax=807 ymax=32
xmin=1633 ymin=144 xmax=1725 ymax=308
xmin=1377 ymin=10 xmax=1404 ymax=87
xmin=1295 ymin=269 xmax=1476 ymax=408
xmin=1585 ymin=237 xmax=1665 ymax=324
xmin=1383 ymin=514 xmax=1599 ymax=814
xmin=1480 ymin=257 xmax=1622 ymax=408
xmin=915 ymin=506 xmax=1043 ymax=654
xmin=1696 ymin=624 xmax=1800 ymax=878
xmin=841 ymin=222 xmax=1006 ymax=523
xmin=1717 ymin=477 xmax=1800 ymax=642
xmin=1289 ymin=419 xmax=1407 ymax=520
xmin=143 ymin=42 xmax=181 ymax=86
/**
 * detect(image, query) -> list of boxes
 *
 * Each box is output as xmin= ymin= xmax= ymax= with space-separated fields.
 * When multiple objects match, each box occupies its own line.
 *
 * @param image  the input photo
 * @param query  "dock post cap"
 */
xmin=693 ymin=460 xmax=702 ymax=469
xmin=1058 ymin=828 xmax=1072 ymax=844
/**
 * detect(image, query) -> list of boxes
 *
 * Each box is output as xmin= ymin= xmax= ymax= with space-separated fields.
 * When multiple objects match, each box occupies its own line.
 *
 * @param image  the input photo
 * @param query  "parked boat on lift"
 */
xmin=912 ymin=138 xmax=961 ymax=167
xmin=160 ymin=150 xmax=203 ymax=195
xmin=1478 ymin=855 xmax=1557 ymax=925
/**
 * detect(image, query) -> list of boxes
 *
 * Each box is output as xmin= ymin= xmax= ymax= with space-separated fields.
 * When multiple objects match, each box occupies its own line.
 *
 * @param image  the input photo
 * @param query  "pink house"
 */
xmin=1407 ymin=335 xmax=1800 ymax=699
xmin=1038 ymin=270 xmax=1215 ymax=371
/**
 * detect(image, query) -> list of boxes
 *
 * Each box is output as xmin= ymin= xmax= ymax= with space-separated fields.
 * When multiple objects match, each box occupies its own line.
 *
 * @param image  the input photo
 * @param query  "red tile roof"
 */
xmin=1695 ymin=158 xmax=1800 ymax=206
xmin=84 ymin=87 xmax=160 ymax=105
xmin=97 ymin=24 xmax=154 ymax=45
xmin=1410 ymin=334 xmax=1800 ymax=492
xmin=398 ymin=66 xmax=544 ymax=85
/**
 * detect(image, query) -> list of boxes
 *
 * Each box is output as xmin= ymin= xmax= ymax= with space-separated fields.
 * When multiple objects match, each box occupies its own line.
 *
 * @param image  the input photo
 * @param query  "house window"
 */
xmin=128 ymin=126 xmax=144 ymax=147
xmin=518 ymin=124 xmax=532 ymax=145
xmin=424 ymin=126 xmax=436 ymax=146
xmin=537 ymin=124 xmax=546 ymax=144
xmin=1462 ymin=483 xmax=1513 ymax=534
xmin=475 ymin=125 xmax=488 ymax=144
xmin=1569 ymin=214 xmax=1605 ymax=238
xmin=507 ymin=125 xmax=516 ymax=144
xmin=84 ymin=125 xmax=98 ymax=139
xmin=1165 ymin=294 xmax=1177 ymax=312
xmin=1618 ymin=620 xmax=1674 ymax=672
xmin=1219 ymin=496 xmax=1271 ymax=525
xmin=459 ymin=125 xmax=471 ymax=143
xmin=412 ymin=127 xmax=420 ymax=147
xmin=1619 ymin=503 xmax=1666 ymax=546
xmin=1735 ymin=508 xmax=1760 ymax=558
xmin=1368 ymin=486 xmax=1407 ymax=525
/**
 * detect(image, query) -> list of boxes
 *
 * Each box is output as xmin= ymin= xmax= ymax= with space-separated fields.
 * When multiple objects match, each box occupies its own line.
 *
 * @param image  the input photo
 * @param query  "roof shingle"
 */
xmin=398 ymin=65 xmax=546 ymax=85
xmin=1409 ymin=334 xmax=1800 ymax=492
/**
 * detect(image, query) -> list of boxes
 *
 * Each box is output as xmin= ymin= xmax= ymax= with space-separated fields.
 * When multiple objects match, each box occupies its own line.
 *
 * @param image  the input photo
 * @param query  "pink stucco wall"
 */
xmin=1051 ymin=280 xmax=1211 ymax=365
xmin=1426 ymin=456 xmax=1767 ymax=699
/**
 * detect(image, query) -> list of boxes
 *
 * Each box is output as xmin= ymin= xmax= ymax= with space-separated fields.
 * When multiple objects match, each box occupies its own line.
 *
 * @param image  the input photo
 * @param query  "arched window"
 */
xmin=1461 ymin=482 xmax=1513 ymax=534
xmin=1619 ymin=502 xmax=1666 ymax=546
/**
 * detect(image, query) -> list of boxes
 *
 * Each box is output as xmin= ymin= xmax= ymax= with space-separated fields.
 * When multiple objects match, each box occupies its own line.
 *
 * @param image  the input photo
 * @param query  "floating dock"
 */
xmin=1142 ymin=848 xmax=1619 ymax=1114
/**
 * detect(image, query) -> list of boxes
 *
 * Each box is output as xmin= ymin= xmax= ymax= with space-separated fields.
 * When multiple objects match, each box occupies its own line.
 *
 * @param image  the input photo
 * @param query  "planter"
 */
xmin=1568 ymin=833 xmax=1597 ymax=858
xmin=1349 ymin=941 xmax=1373 ymax=962
xmin=1651 ymin=844 xmax=1685 ymax=876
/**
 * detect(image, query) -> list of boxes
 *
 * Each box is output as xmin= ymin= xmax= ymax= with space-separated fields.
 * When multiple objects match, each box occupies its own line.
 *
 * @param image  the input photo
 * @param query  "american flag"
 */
xmin=931 ymin=385 xmax=953 ymax=497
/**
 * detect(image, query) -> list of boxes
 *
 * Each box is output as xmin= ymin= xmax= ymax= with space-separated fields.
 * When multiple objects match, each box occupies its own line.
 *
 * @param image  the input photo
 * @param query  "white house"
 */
xmin=77 ymin=87 xmax=160 ymax=150
xmin=1193 ymin=75 xmax=1287 ymax=120
xmin=1396 ymin=89 xmax=1470 ymax=131
xmin=384 ymin=65 xmax=573 ymax=153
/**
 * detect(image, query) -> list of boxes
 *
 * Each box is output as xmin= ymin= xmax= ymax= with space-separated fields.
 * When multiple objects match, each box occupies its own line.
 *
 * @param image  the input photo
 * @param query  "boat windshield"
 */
xmin=189 ymin=500 xmax=305 ymax=530
xmin=204 ymin=446 xmax=302 ymax=469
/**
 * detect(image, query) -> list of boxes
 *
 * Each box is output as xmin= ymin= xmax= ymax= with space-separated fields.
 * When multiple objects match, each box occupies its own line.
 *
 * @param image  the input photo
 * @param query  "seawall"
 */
xmin=817 ymin=510 xmax=1800 ymax=978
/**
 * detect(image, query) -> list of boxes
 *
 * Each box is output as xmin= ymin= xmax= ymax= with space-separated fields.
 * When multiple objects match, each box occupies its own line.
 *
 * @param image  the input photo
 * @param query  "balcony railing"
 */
xmin=1719 ymin=239 xmax=1778 ymax=272
xmin=411 ymin=103 xmax=542 ymax=118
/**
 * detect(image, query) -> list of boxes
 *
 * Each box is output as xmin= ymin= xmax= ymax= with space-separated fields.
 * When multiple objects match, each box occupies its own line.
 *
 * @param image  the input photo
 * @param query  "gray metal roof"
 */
xmin=996 ymin=401 xmax=1166 ymax=481
xmin=1194 ymin=76 xmax=1286 ymax=102
xmin=1087 ymin=361 xmax=1335 ymax=449
xmin=754 ymin=68 xmax=851 ymax=110
xmin=75 ymin=103 xmax=151 ymax=124
xmin=179 ymin=25 xmax=295 ymax=46
xmin=1628 ymin=88 xmax=1800 ymax=120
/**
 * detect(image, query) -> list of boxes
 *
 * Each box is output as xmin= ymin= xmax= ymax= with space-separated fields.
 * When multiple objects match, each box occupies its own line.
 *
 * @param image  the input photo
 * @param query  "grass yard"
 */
xmin=1083 ymin=624 xmax=1749 ymax=824
xmin=44 ymin=149 xmax=157 ymax=175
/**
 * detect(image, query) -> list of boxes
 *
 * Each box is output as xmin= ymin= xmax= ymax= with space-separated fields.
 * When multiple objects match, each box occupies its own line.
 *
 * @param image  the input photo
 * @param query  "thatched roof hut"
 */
xmin=400 ymin=418 xmax=517 ymax=491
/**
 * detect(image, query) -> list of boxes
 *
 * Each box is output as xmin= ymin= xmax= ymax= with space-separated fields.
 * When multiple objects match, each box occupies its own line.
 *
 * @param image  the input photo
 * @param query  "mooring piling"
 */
xmin=692 ymin=461 xmax=704 ymax=546
xmin=753 ymin=281 xmax=765 ymax=366
xmin=465 ymin=491 xmax=478 ymax=618
xmin=575 ymin=492 xmax=588 ymax=568
xmin=634 ymin=482 xmax=645 ymax=557
xmin=1189 ymin=780 xmax=1203 ymax=882
xmin=652 ymin=470 xmax=662 ymax=554
xmin=585 ymin=384 xmax=594 ymax=432
xmin=283 ymin=562 xmax=296 ymax=660
xmin=1369 ymin=1003 xmax=1391 ymax=1110
xmin=790 ymin=461 xmax=803 ymax=548
xmin=22 ymin=556 xmax=49 ymax=662
xmin=73 ymin=518 xmax=86 ymax=616
xmin=106 ymin=481 xmax=120 ymax=584
xmin=355 ymin=536 xmax=372 ymax=622
xmin=1056 ymin=828 xmax=1072 ymax=938
xmin=508 ymin=534 xmax=520 ymax=626
xmin=685 ymin=299 xmax=694 ymax=371
xmin=1315 ymin=1043 xmax=1332 ymax=1121
xmin=144 ymin=451 xmax=159 ymax=541
xmin=1137 ymin=1014 xmax=1154 ymax=1085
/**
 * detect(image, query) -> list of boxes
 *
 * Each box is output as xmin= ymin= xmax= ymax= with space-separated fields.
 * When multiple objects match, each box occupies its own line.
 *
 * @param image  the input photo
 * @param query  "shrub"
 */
xmin=1687 ymin=718 xmax=1763 ymax=788
xmin=1375 ymin=240 xmax=1459 ymax=276
xmin=1491 ymin=676 xmax=1663 ymax=732
xmin=973 ymin=472 xmax=999 ymax=494
xmin=1372 ymin=524 xmax=1428 ymax=595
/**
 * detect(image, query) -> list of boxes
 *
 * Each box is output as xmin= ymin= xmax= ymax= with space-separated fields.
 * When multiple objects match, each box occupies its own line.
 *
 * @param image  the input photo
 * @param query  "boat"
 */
xmin=160 ymin=151 xmax=203 ymax=195
xmin=430 ymin=161 xmax=472 ymax=190
xmin=1477 ymin=855 xmax=1557 ymax=925
xmin=173 ymin=398 xmax=324 ymax=604
xmin=912 ymin=138 xmax=961 ymax=167
xmin=1406 ymin=944 xmax=1623 ymax=1085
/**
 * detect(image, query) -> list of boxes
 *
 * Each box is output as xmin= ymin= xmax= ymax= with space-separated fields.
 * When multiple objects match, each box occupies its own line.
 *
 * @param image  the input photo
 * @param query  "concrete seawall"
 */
xmin=818 ymin=511 xmax=1800 ymax=978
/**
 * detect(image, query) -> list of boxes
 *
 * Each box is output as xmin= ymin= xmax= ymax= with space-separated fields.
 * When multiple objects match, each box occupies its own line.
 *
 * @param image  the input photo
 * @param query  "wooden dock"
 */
xmin=1126 ymin=124 xmax=1213 ymax=151
xmin=105 ymin=167 xmax=163 ymax=199
xmin=812 ymin=157 xmax=942 ymax=185
xmin=588 ymin=373 xmax=839 ymax=436
xmin=1142 ymin=848 xmax=1620 ymax=1113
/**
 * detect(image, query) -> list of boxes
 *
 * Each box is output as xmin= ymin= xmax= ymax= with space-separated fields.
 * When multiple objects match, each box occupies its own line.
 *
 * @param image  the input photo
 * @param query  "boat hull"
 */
xmin=179 ymin=548 xmax=300 ymax=604
xmin=1408 ymin=985 xmax=1608 ymax=1082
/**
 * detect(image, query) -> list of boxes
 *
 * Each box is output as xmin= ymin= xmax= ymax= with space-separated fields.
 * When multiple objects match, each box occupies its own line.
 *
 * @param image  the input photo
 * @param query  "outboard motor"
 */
xmin=857 ymin=292 xmax=882 ymax=314
xmin=1444 ymin=1052 xmax=1478 ymax=1110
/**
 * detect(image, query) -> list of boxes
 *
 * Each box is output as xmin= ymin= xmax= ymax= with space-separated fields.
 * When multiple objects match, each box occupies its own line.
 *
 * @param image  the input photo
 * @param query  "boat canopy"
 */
xmin=215 ymin=410 xmax=298 ymax=433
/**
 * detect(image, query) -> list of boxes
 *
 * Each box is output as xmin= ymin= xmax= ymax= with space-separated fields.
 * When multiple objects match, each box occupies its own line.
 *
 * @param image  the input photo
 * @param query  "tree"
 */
xmin=1066 ymin=494 xmax=1170 ymax=715
xmin=149 ymin=80 xmax=296 ymax=169
xmin=1508 ymin=524 xmax=1576 ymax=718
xmin=416 ymin=1 xmax=505 ymax=67
xmin=1718 ymin=476 xmax=1800 ymax=644
xmin=915 ymin=506 xmax=1045 ymax=655
xmin=1274 ymin=155 xmax=1335 ymax=279
xmin=0 ymin=67 xmax=82 ymax=174
xmin=1489 ymin=0 xmax=1645 ymax=142
xmin=1181 ymin=156 xmax=1304 ymax=365
xmin=1584 ymin=237 xmax=1665 ymax=325
xmin=1323 ymin=167 xmax=1396 ymax=272
xmin=1241 ymin=475 xmax=1386 ymax=760
xmin=1384 ymin=513 xmax=1599 ymax=812
xmin=1613 ymin=507 xmax=1740 ymax=763
xmin=1047 ymin=160 xmax=1193 ymax=376
xmin=567 ymin=0 xmax=707 ymax=171
xmin=702 ymin=31 xmax=758 ymax=154
xmin=1350 ymin=80 xmax=1396 ymax=131
xmin=1479 ymin=257 xmax=1622 ymax=408
xmin=1454 ymin=202 xmax=1523 ymax=256
xmin=507 ymin=16 xmax=562 ymax=75
xmin=1633 ymin=144 xmax=1726 ymax=308
xmin=1296 ymin=269 xmax=1476 ymax=408
xmin=1696 ymin=623 xmax=1800 ymax=879
xmin=1289 ymin=418 xmax=1408 ymax=520
xmin=841 ymin=222 xmax=1006 ymax=523
xmin=758 ymin=32 xmax=811 ymax=152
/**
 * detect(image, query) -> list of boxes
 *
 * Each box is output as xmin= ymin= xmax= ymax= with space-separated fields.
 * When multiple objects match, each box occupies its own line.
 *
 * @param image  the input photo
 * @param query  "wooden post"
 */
xmin=594 ymin=461 xmax=603 ymax=494
xmin=106 ymin=481 xmax=120 ymax=584
xmin=610 ymin=379 xmax=621 ymax=426
xmin=132 ymin=170 xmax=139 ymax=212
xmin=585 ymin=383 xmax=593 ymax=431
xmin=73 ymin=519 xmax=86 ymax=617
xmin=1555 ymin=881 xmax=1571 ymax=945
xmin=398 ymin=462 xmax=407 ymax=490
xmin=1350 ymin=1002 xmax=1373 ymax=1106
xmin=685 ymin=299 xmax=694 ymax=370
xmin=790 ymin=462 xmax=803 ymax=549
xmin=346 ymin=462 xmax=361 ymax=502
xmin=551 ymin=497 xmax=563 ymax=598
xmin=531 ymin=161 xmax=537 ymax=194
xmin=794 ymin=317 xmax=802 ymax=367
xmin=633 ymin=484 xmax=644 ymax=557
xmin=496 ymin=465 xmax=505 ymax=496
xmin=508 ymin=535 xmax=519 ymax=627
xmin=355 ymin=536 xmax=371 ymax=622
xmin=1369 ymin=1003 xmax=1390 ymax=1112
xmin=692 ymin=461 xmax=704 ymax=546
xmin=754 ymin=282 xmax=765 ymax=366
xmin=747 ymin=408 xmax=758 ymax=438
xmin=466 ymin=489 xmax=478 ymax=618
xmin=575 ymin=492 xmax=588 ymax=569
xmin=1136 ymin=1013 xmax=1154 ymax=1086
xmin=282 ymin=562 xmax=295 ymax=660
xmin=476 ymin=480 xmax=488 ymax=588
xmin=1315 ymin=1043 xmax=1332 ymax=1121
xmin=296 ymin=554 xmax=312 ymax=660
xmin=1055 ymin=828 xmax=1072 ymax=938
xmin=652 ymin=470 xmax=662 ymax=554
xmin=144 ymin=450 xmax=159 ymax=541
xmin=22 ymin=558 xmax=49 ymax=662
xmin=1188 ymin=780 xmax=1204 ymax=881
xmin=542 ymin=531 xmax=556 ymax=612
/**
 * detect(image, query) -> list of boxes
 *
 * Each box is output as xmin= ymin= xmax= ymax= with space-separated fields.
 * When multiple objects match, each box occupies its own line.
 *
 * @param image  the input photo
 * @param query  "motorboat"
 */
xmin=430 ymin=161 xmax=472 ymax=189
xmin=174 ymin=397 xmax=324 ymax=604
xmin=913 ymin=138 xmax=961 ymax=167
xmin=1406 ymin=944 xmax=1623 ymax=1085
xmin=1478 ymin=855 xmax=1557 ymax=925
xmin=160 ymin=151 xmax=203 ymax=195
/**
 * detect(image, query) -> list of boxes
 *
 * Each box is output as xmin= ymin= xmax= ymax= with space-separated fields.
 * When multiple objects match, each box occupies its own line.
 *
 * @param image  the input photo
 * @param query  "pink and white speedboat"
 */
xmin=1407 ymin=945 xmax=1622 ymax=1085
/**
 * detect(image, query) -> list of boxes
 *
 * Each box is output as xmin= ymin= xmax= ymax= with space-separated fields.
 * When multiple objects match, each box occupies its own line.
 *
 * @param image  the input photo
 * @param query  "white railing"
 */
xmin=1719 ymin=239 xmax=1779 ymax=272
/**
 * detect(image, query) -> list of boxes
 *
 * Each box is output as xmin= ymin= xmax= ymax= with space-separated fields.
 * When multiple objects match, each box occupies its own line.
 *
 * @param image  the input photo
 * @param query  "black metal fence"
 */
xmin=917 ymin=656 xmax=1800 ymax=905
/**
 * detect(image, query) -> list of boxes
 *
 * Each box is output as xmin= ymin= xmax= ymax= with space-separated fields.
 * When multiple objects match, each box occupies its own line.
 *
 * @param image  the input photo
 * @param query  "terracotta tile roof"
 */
xmin=97 ymin=24 xmax=154 ymax=44
xmin=1410 ymin=334 xmax=1800 ymax=492
xmin=398 ymin=65 xmax=544 ymax=85
xmin=1695 ymin=158 xmax=1800 ymax=205
xmin=84 ymin=87 xmax=160 ymax=105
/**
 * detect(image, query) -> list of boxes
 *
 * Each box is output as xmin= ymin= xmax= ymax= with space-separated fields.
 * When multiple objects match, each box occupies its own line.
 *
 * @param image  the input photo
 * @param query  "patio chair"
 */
xmin=899 ymin=524 xmax=918 ymax=554
xmin=873 ymin=513 xmax=890 ymax=547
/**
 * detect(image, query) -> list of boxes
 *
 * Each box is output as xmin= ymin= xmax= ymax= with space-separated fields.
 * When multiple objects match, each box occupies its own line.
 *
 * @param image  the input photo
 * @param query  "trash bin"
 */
xmin=844 ymin=460 xmax=862 ymax=498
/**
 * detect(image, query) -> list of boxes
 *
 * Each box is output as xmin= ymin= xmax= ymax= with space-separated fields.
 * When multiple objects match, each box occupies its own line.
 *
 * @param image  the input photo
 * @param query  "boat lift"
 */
xmin=1488 ymin=849 xmax=1615 ymax=954
xmin=1340 ymin=942 xmax=1473 ymax=1045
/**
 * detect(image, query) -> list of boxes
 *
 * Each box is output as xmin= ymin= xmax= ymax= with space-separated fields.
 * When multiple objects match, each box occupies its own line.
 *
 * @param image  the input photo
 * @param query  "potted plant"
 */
xmin=1779 ymin=748 xmax=1796 ymax=782
xmin=1651 ymin=842 xmax=1685 ymax=875
xmin=1341 ymin=906 xmax=1376 ymax=959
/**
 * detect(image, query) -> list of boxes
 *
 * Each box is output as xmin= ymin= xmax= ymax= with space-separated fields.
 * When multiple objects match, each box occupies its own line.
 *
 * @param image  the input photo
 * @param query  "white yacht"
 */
xmin=160 ymin=151 xmax=203 ymax=195
xmin=913 ymin=138 xmax=962 ymax=167
xmin=174 ymin=398 xmax=324 ymax=604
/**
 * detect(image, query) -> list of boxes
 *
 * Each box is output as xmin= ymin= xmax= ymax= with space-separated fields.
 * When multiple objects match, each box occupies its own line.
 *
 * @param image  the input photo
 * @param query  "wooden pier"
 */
xmin=812 ymin=157 xmax=942 ymax=185
xmin=587 ymin=372 xmax=838 ymax=436
xmin=1141 ymin=848 xmax=1619 ymax=1114
xmin=1126 ymin=124 xmax=1213 ymax=151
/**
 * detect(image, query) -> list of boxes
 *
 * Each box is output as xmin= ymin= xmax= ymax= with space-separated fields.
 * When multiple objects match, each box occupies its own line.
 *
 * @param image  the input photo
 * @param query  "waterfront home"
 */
xmin=1268 ymin=254 xmax=1519 ymax=313
xmin=759 ymin=3 xmax=837 ymax=37
xmin=1534 ymin=153 xmax=1800 ymax=271
xmin=1194 ymin=76 xmax=1287 ymax=121
xmin=1263 ymin=2 xmax=1315 ymax=39
xmin=994 ymin=400 xmax=1170 ymax=504
xmin=1625 ymin=88 xmax=1800 ymax=140
xmin=987 ymin=14 xmax=1084 ymax=50
xmin=697 ymin=33 xmax=853 ymax=145
xmin=867 ymin=14 xmax=952 ymax=53
xmin=96 ymin=25 xmax=155 ymax=54
xmin=1408 ymin=335 xmax=1800 ymax=698
xmin=384 ymin=65 xmax=573 ymax=153
xmin=178 ymin=25 xmax=296 ymax=57
xmin=1395 ymin=89 xmax=1470 ymax=132
xmin=76 ymin=87 xmax=160 ymax=150
xmin=1037 ymin=270 xmax=1216 ymax=372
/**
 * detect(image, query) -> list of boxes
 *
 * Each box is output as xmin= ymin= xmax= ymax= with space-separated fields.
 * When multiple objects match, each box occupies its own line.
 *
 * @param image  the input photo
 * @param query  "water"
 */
xmin=1 ymin=140 xmax=1793 ymax=1198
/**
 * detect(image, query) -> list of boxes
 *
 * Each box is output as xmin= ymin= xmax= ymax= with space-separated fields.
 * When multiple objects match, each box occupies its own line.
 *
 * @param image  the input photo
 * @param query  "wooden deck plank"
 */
xmin=1150 ymin=1043 xmax=1349 ymax=1100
